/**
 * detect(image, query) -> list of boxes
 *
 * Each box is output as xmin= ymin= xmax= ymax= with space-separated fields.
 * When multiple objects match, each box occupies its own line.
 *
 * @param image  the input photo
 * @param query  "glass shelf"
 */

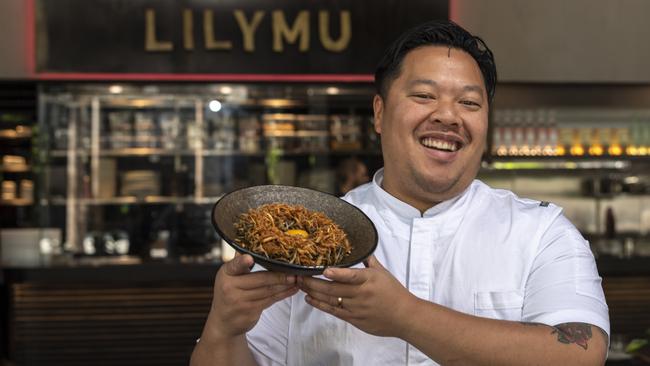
xmin=0 ymin=164 xmax=30 ymax=173
xmin=46 ymin=196 xmax=223 ymax=206
xmin=0 ymin=198 xmax=33 ymax=206
xmin=483 ymin=159 xmax=632 ymax=171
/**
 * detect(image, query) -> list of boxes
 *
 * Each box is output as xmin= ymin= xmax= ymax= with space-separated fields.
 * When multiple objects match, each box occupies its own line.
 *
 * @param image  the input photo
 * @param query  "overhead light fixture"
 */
xmin=326 ymin=87 xmax=340 ymax=95
xmin=208 ymin=100 xmax=222 ymax=112
xmin=109 ymin=85 xmax=123 ymax=94
xmin=219 ymin=86 xmax=233 ymax=95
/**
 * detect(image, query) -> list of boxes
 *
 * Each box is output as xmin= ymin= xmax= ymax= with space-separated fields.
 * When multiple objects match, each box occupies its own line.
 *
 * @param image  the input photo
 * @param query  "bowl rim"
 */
xmin=211 ymin=184 xmax=378 ymax=271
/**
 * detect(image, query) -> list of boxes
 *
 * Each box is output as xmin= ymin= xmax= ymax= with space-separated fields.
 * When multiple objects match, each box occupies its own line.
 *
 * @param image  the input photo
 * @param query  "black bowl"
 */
xmin=212 ymin=185 xmax=378 ymax=275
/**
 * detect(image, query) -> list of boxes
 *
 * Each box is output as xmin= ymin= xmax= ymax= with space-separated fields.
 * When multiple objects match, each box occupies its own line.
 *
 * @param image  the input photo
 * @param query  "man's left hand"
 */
xmin=298 ymin=255 xmax=418 ymax=338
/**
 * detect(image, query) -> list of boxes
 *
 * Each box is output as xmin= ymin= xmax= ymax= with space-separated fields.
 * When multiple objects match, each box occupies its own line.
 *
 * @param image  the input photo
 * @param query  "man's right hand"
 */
xmin=205 ymin=254 xmax=298 ymax=339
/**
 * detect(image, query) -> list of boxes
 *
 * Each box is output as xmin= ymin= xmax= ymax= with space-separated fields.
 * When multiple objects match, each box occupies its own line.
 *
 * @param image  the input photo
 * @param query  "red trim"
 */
xmin=448 ymin=0 xmax=457 ymax=21
xmin=35 ymin=72 xmax=374 ymax=82
xmin=25 ymin=0 xmax=36 ymax=76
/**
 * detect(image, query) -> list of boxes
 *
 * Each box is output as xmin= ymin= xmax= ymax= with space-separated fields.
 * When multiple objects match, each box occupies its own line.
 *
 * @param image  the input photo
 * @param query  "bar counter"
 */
xmin=2 ymin=257 xmax=221 ymax=285
xmin=3 ymin=255 xmax=649 ymax=284
xmin=1 ymin=256 xmax=649 ymax=365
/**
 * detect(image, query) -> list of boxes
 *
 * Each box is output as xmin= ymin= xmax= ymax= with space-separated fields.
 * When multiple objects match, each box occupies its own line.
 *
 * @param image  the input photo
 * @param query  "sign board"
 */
xmin=34 ymin=0 xmax=448 ymax=80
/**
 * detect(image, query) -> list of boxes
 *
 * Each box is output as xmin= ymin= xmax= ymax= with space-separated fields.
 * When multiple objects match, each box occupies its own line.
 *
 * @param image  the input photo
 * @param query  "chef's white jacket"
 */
xmin=247 ymin=169 xmax=610 ymax=366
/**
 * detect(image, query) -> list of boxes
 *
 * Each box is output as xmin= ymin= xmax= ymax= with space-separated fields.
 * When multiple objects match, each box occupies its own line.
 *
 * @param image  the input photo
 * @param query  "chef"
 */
xmin=191 ymin=19 xmax=609 ymax=366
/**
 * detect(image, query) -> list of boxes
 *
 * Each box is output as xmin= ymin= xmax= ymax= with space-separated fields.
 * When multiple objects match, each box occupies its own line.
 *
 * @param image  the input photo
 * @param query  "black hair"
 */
xmin=374 ymin=19 xmax=497 ymax=104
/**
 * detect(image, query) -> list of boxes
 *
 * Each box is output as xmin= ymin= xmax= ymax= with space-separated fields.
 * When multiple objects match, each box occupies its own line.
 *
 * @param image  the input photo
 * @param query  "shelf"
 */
xmin=483 ymin=159 xmax=632 ymax=171
xmin=0 ymin=127 xmax=32 ymax=139
xmin=96 ymin=95 xmax=307 ymax=109
xmin=47 ymin=195 xmax=223 ymax=206
xmin=0 ymin=164 xmax=30 ymax=173
xmin=0 ymin=198 xmax=33 ymax=206
xmin=263 ymin=131 xmax=330 ymax=138
xmin=49 ymin=148 xmax=380 ymax=158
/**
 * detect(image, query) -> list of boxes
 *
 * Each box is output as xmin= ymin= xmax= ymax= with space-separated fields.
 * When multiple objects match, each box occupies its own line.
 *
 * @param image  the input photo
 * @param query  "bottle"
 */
xmin=544 ymin=124 xmax=558 ymax=156
xmin=494 ymin=126 xmax=512 ymax=156
xmin=570 ymin=128 xmax=585 ymax=156
xmin=588 ymin=128 xmax=604 ymax=156
xmin=607 ymin=128 xmax=621 ymax=156
xmin=605 ymin=207 xmax=616 ymax=239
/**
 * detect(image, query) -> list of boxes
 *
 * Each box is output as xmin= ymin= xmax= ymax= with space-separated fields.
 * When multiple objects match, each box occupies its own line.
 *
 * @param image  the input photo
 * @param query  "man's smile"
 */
xmin=420 ymin=137 xmax=460 ymax=152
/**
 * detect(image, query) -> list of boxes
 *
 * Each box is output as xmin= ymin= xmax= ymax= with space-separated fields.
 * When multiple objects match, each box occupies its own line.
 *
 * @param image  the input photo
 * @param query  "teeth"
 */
xmin=421 ymin=137 xmax=458 ymax=151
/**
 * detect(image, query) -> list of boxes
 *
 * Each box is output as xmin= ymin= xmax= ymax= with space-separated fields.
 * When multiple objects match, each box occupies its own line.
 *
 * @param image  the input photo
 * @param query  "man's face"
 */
xmin=373 ymin=46 xmax=489 ymax=212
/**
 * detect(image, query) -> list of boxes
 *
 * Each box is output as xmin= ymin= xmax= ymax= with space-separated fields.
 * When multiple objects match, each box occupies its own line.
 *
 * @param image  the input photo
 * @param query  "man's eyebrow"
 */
xmin=463 ymin=85 xmax=485 ymax=94
xmin=407 ymin=80 xmax=484 ymax=95
xmin=407 ymin=79 xmax=437 ymax=88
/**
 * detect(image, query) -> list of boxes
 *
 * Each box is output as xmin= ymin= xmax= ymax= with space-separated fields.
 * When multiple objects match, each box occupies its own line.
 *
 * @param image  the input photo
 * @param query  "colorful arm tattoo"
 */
xmin=519 ymin=322 xmax=598 ymax=350
xmin=551 ymin=323 xmax=593 ymax=350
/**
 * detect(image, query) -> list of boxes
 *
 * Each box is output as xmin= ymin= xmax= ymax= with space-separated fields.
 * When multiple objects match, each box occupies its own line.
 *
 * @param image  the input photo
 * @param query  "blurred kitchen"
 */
xmin=1 ymin=0 xmax=649 ymax=365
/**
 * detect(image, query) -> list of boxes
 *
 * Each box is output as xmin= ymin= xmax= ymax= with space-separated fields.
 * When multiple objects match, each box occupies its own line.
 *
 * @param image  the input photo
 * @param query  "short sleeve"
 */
xmin=522 ymin=214 xmax=610 ymax=337
xmin=245 ymin=265 xmax=292 ymax=365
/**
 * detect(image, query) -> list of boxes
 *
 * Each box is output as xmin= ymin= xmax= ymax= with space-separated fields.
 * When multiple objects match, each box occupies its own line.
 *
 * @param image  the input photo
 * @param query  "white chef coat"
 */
xmin=246 ymin=168 xmax=610 ymax=366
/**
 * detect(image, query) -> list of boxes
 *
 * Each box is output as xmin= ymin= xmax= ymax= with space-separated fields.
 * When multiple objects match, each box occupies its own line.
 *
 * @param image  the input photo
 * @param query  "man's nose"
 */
xmin=429 ymin=100 xmax=461 ymax=128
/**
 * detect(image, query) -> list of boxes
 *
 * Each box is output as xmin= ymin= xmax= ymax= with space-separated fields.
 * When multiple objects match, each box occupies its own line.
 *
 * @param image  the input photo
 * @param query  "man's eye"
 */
xmin=461 ymin=100 xmax=481 ymax=107
xmin=413 ymin=94 xmax=434 ymax=100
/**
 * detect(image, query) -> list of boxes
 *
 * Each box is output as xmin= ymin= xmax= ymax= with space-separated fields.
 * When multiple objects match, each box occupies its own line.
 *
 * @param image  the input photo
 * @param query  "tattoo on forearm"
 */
xmin=551 ymin=323 xmax=593 ymax=350
xmin=519 ymin=322 xmax=595 ymax=350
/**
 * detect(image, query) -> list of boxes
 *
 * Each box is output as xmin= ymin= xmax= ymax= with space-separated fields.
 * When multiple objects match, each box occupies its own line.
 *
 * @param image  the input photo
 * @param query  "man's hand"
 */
xmin=298 ymin=255 xmax=418 ymax=337
xmin=207 ymin=254 xmax=299 ymax=339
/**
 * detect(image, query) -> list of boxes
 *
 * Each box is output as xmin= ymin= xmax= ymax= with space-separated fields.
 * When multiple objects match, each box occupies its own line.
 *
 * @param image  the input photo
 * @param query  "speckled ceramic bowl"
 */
xmin=212 ymin=185 xmax=378 ymax=275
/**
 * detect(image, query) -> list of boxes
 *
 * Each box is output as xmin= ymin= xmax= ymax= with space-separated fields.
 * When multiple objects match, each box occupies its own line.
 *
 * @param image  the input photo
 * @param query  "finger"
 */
xmin=236 ymin=271 xmax=296 ymax=290
xmin=304 ymin=288 xmax=357 ymax=309
xmin=363 ymin=255 xmax=383 ymax=269
xmin=224 ymin=254 xmax=255 ymax=276
xmin=233 ymin=251 xmax=256 ymax=270
xmin=304 ymin=294 xmax=353 ymax=319
xmin=298 ymin=276 xmax=357 ymax=298
xmin=322 ymin=267 xmax=368 ymax=285
xmin=256 ymin=286 xmax=300 ymax=309
xmin=241 ymin=283 xmax=298 ymax=302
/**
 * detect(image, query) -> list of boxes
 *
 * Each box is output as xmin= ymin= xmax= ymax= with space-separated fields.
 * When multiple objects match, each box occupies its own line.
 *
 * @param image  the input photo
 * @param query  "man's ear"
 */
xmin=372 ymin=94 xmax=384 ymax=134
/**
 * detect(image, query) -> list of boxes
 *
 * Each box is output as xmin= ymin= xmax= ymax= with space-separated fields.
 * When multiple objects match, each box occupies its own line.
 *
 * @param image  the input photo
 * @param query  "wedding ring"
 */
xmin=337 ymin=297 xmax=343 ymax=307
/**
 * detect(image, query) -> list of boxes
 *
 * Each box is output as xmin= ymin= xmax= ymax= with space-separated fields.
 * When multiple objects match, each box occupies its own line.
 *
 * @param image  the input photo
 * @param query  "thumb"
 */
xmin=224 ymin=253 xmax=254 ymax=276
xmin=363 ymin=255 xmax=383 ymax=269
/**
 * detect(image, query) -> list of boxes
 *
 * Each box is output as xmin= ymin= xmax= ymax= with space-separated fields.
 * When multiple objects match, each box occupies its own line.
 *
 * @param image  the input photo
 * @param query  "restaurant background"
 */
xmin=1 ymin=0 xmax=650 ymax=365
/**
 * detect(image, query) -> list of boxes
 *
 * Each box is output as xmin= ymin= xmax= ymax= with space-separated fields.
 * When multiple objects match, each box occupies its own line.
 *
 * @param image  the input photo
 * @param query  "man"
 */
xmin=191 ymin=20 xmax=609 ymax=365
xmin=336 ymin=157 xmax=370 ymax=196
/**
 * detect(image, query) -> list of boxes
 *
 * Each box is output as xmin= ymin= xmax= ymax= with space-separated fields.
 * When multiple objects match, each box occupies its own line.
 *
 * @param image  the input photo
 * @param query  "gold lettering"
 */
xmin=183 ymin=9 xmax=194 ymax=50
xmin=145 ymin=9 xmax=173 ymax=51
xmin=234 ymin=10 xmax=265 ymax=52
xmin=319 ymin=11 xmax=351 ymax=52
xmin=272 ymin=10 xmax=309 ymax=52
xmin=204 ymin=10 xmax=233 ymax=50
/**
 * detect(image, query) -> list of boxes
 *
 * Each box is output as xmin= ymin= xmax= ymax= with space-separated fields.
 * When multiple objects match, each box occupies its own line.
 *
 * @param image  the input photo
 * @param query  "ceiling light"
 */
xmin=209 ymin=100 xmax=222 ymax=112
xmin=109 ymin=85 xmax=123 ymax=94
xmin=326 ymin=87 xmax=340 ymax=95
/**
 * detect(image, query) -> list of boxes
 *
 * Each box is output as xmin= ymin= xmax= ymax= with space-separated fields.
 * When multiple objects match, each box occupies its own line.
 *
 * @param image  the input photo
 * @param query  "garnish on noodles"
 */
xmin=234 ymin=203 xmax=352 ymax=266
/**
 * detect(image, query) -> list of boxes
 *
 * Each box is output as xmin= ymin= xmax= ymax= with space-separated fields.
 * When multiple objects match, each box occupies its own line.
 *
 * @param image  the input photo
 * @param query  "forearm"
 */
xmin=398 ymin=298 xmax=606 ymax=366
xmin=190 ymin=315 xmax=257 ymax=366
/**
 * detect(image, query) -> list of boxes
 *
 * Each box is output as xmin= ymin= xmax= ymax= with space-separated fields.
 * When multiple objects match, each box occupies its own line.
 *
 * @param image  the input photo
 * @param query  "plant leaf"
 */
xmin=626 ymin=339 xmax=648 ymax=353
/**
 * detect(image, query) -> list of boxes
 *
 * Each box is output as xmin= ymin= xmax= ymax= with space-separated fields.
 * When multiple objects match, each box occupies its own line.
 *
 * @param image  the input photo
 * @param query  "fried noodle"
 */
xmin=234 ymin=203 xmax=352 ymax=266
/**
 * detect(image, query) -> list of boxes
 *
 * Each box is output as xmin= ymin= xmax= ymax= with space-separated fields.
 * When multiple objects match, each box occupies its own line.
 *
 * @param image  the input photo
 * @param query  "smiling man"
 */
xmin=373 ymin=45 xmax=488 ymax=212
xmin=191 ymin=20 xmax=609 ymax=366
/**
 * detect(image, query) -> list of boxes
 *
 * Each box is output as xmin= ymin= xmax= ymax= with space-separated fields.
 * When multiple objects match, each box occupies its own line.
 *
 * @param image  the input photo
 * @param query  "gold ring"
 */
xmin=337 ymin=297 xmax=343 ymax=307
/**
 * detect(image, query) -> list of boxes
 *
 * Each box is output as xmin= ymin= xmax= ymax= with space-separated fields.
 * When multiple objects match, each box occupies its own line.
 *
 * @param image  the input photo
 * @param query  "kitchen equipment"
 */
xmin=212 ymin=185 xmax=378 ymax=275
xmin=120 ymin=170 xmax=160 ymax=197
xmin=1 ymin=228 xmax=61 ymax=267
